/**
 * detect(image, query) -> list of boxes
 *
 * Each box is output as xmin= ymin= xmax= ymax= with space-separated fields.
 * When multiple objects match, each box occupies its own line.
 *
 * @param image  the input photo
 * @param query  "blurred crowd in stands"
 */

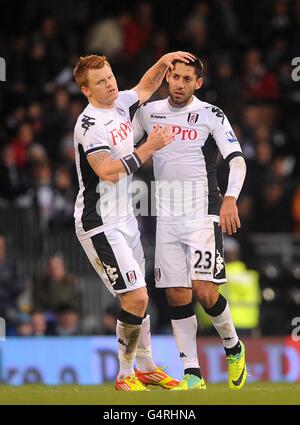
xmin=0 ymin=0 xmax=300 ymax=335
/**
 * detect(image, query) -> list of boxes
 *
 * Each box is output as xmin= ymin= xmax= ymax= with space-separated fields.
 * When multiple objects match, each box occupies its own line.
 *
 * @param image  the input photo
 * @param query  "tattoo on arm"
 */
xmin=87 ymin=151 xmax=110 ymax=173
xmin=144 ymin=65 xmax=166 ymax=90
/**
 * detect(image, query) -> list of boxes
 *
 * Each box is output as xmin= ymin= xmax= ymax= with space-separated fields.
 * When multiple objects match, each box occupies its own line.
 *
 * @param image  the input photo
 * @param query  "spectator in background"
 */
xmin=101 ymin=304 xmax=120 ymax=335
xmin=0 ymin=145 xmax=30 ymax=205
xmin=32 ymin=255 xmax=81 ymax=313
xmin=25 ymin=41 xmax=50 ymax=97
xmin=27 ymin=102 xmax=43 ymax=137
xmin=28 ymin=143 xmax=48 ymax=166
xmin=33 ymin=16 xmax=66 ymax=79
xmin=32 ymin=310 xmax=51 ymax=336
xmin=14 ymin=312 xmax=33 ymax=336
xmin=41 ymin=88 xmax=70 ymax=160
xmin=10 ymin=122 xmax=35 ymax=169
xmin=213 ymin=0 xmax=239 ymax=47
xmin=181 ymin=0 xmax=211 ymax=55
xmin=0 ymin=235 xmax=24 ymax=327
xmin=85 ymin=12 xmax=124 ymax=59
xmin=54 ymin=304 xmax=81 ymax=336
xmin=254 ymin=177 xmax=293 ymax=232
xmin=52 ymin=166 xmax=76 ymax=229
xmin=32 ymin=160 xmax=54 ymax=232
xmin=123 ymin=1 xmax=154 ymax=60
xmin=211 ymin=56 xmax=242 ymax=118
xmin=268 ymin=0 xmax=291 ymax=38
xmin=245 ymin=137 xmax=272 ymax=197
xmin=242 ymin=48 xmax=279 ymax=101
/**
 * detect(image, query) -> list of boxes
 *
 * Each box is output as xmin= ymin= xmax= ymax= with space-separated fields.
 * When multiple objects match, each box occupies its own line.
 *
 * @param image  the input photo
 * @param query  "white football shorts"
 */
xmin=155 ymin=218 xmax=226 ymax=288
xmin=78 ymin=215 xmax=146 ymax=296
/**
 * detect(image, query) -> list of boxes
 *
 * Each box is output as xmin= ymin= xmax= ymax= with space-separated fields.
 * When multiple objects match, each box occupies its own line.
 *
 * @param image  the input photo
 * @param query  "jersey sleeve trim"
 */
xmin=85 ymin=146 xmax=111 ymax=156
xmin=225 ymin=151 xmax=245 ymax=163
xmin=135 ymin=131 xmax=147 ymax=147
xmin=129 ymin=100 xmax=140 ymax=121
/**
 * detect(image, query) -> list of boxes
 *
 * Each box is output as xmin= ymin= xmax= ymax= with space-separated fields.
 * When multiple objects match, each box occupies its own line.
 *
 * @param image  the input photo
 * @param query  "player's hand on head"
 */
xmin=219 ymin=196 xmax=241 ymax=235
xmin=161 ymin=51 xmax=196 ymax=70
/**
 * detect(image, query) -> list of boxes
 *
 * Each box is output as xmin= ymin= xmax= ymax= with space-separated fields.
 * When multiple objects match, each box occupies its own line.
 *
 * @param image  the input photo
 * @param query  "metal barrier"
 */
xmin=1 ymin=206 xmax=300 ymax=333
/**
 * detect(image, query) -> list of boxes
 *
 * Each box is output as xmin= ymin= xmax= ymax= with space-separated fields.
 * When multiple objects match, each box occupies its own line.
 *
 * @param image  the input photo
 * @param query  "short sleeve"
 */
xmin=207 ymin=106 xmax=243 ymax=161
xmin=132 ymin=107 xmax=147 ymax=146
xmin=78 ymin=114 xmax=111 ymax=156
xmin=117 ymin=90 xmax=140 ymax=120
xmin=118 ymin=90 xmax=139 ymax=107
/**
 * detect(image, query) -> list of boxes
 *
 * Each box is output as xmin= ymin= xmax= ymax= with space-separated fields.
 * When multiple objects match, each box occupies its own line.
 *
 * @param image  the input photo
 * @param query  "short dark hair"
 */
xmin=172 ymin=55 xmax=204 ymax=78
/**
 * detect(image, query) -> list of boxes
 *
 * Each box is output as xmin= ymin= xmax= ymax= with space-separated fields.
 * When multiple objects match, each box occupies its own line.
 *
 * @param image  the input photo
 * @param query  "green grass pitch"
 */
xmin=0 ymin=382 xmax=299 ymax=405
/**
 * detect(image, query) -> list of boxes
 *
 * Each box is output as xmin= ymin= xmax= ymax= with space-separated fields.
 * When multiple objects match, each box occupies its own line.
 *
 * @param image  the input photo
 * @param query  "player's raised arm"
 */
xmin=132 ymin=51 xmax=196 ymax=104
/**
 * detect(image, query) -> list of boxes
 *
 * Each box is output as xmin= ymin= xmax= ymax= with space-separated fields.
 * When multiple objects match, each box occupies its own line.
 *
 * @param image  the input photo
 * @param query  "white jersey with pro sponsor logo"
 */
xmin=133 ymin=96 xmax=243 ymax=223
xmin=74 ymin=90 xmax=139 ymax=239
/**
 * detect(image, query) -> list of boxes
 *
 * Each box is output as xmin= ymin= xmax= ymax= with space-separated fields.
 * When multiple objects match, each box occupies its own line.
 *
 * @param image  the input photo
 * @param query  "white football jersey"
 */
xmin=133 ymin=96 xmax=244 ymax=222
xmin=74 ymin=90 xmax=139 ymax=239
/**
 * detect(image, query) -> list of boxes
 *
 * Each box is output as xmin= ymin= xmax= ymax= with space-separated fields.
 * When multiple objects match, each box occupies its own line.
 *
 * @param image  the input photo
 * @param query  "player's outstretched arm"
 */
xmin=132 ymin=51 xmax=195 ymax=104
xmin=219 ymin=156 xmax=247 ymax=235
xmin=87 ymin=126 xmax=173 ymax=183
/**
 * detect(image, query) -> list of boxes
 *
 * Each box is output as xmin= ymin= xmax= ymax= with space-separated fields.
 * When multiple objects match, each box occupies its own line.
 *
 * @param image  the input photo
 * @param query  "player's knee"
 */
xmin=120 ymin=287 xmax=148 ymax=316
xmin=130 ymin=289 xmax=149 ymax=310
xmin=197 ymin=291 xmax=211 ymax=309
xmin=166 ymin=288 xmax=192 ymax=307
xmin=195 ymin=285 xmax=218 ymax=310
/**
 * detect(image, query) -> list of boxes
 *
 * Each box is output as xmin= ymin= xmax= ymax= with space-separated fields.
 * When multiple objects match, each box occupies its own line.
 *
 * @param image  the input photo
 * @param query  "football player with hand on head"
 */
xmin=133 ymin=55 xmax=247 ymax=390
xmin=73 ymin=51 xmax=195 ymax=391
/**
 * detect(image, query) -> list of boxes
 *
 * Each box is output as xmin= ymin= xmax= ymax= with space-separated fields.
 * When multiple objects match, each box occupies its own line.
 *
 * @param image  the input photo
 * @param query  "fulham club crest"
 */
xmin=126 ymin=270 xmax=137 ymax=285
xmin=187 ymin=113 xmax=199 ymax=125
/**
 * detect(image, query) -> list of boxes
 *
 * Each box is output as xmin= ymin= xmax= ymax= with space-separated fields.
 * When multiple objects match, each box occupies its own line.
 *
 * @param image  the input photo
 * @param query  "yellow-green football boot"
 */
xmin=227 ymin=341 xmax=247 ymax=390
xmin=170 ymin=374 xmax=206 ymax=391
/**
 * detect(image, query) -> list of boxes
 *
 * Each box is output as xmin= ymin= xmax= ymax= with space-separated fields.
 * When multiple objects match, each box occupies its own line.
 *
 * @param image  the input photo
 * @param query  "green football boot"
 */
xmin=227 ymin=341 xmax=247 ymax=390
xmin=170 ymin=374 xmax=206 ymax=391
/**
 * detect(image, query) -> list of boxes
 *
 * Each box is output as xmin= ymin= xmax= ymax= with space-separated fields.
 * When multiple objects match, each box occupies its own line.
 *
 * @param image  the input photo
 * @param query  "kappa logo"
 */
xmin=208 ymin=107 xmax=225 ymax=124
xmin=187 ymin=112 xmax=199 ymax=125
xmin=155 ymin=268 xmax=161 ymax=283
xmin=102 ymin=261 xmax=119 ymax=285
xmin=150 ymin=114 xmax=166 ymax=119
xmin=126 ymin=270 xmax=137 ymax=285
xmin=95 ymin=258 xmax=105 ymax=273
xmin=214 ymin=249 xmax=224 ymax=276
xmin=180 ymin=352 xmax=187 ymax=358
xmin=81 ymin=115 xmax=95 ymax=135
xmin=118 ymin=338 xmax=128 ymax=347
